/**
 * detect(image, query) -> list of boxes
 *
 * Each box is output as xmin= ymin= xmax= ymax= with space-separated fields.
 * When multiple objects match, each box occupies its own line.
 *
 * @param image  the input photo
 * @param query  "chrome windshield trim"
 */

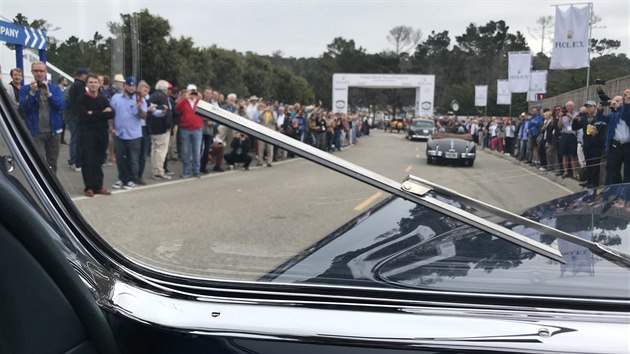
xmin=403 ymin=175 xmax=630 ymax=271
xmin=195 ymin=102 xmax=564 ymax=264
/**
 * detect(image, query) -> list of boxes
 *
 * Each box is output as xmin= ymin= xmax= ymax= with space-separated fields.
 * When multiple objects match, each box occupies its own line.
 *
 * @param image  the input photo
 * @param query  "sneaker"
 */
xmin=213 ymin=166 xmax=225 ymax=172
xmin=164 ymin=169 xmax=175 ymax=175
xmin=193 ymin=174 xmax=201 ymax=178
xmin=123 ymin=181 xmax=137 ymax=190
xmin=153 ymin=174 xmax=172 ymax=180
xmin=180 ymin=174 xmax=191 ymax=179
xmin=266 ymin=163 xmax=272 ymax=167
xmin=84 ymin=189 xmax=94 ymax=197
xmin=95 ymin=188 xmax=111 ymax=195
xmin=538 ymin=167 xmax=547 ymax=171
xmin=228 ymin=165 xmax=234 ymax=170
xmin=112 ymin=180 xmax=123 ymax=189
xmin=137 ymin=178 xmax=146 ymax=185
xmin=243 ymin=166 xmax=250 ymax=171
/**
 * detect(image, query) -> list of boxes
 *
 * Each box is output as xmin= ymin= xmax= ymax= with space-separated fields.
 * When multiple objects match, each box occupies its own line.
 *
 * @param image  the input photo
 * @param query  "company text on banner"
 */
xmin=508 ymin=52 xmax=531 ymax=93
xmin=527 ymin=70 xmax=548 ymax=101
xmin=474 ymin=85 xmax=488 ymax=107
xmin=496 ymin=80 xmax=511 ymax=105
xmin=550 ymin=5 xmax=590 ymax=70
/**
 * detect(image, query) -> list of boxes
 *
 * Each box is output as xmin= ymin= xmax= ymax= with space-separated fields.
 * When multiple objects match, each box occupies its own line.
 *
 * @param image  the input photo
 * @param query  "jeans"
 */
xmin=333 ymin=130 xmax=341 ymax=151
xmin=138 ymin=126 xmax=150 ymax=180
xmin=114 ymin=136 xmax=141 ymax=184
xmin=200 ymin=134 xmax=213 ymax=172
xmin=518 ymin=139 xmax=528 ymax=161
xmin=67 ymin=119 xmax=81 ymax=167
xmin=180 ymin=128 xmax=202 ymax=176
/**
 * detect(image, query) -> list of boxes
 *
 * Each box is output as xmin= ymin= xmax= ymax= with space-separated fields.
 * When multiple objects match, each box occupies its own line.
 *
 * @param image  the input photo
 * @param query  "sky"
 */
xmin=0 ymin=0 xmax=628 ymax=58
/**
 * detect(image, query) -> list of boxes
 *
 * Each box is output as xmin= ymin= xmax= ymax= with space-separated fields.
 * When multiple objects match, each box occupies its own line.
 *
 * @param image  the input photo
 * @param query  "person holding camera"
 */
xmin=596 ymin=88 xmax=630 ymax=185
xmin=224 ymin=132 xmax=252 ymax=170
xmin=19 ymin=61 xmax=66 ymax=173
xmin=572 ymin=101 xmax=605 ymax=188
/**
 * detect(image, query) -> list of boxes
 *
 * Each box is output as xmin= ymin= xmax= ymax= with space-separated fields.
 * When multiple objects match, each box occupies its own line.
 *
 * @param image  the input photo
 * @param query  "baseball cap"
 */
xmin=75 ymin=67 xmax=89 ymax=75
xmin=125 ymin=76 xmax=137 ymax=86
xmin=186 ymin=84 xmax=198 ymax=92
xmin=520 ymin=112 xmax=526 ymax=117
xmin=113 ymin=74 xmax=125 ymax=83
xmin=584 ymin=100 xmax=597 ymax=106
xmin=167 ymin=82 xmax=173 ymax=89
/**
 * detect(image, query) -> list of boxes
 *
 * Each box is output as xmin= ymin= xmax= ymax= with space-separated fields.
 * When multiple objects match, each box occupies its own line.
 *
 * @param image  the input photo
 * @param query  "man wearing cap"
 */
xmin=65 ymin=67 xmax=89 ymax=171
xmin=109 ymin=76 xmax=147 ymax=189
xmin=19 ymin=61 xmax=66 ymax=173
xmin=597 ymin=90 xmax=630 ymax=185
xmin=175 ymin=84 xmax=204 ymax=177
xmin=148 ymin=80 xmax=173 ymax=180
xmin=516 ymin=112 xmax=529 ymax=162
xmin=246 ymin=96 xmax=258 ymax=120
xmin=573 ymin=100 xmax=605 ymax=188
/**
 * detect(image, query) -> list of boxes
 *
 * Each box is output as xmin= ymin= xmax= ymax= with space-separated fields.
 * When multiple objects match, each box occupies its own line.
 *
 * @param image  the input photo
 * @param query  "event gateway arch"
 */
xmin=331 ymin=73 xmax=435 ymax=117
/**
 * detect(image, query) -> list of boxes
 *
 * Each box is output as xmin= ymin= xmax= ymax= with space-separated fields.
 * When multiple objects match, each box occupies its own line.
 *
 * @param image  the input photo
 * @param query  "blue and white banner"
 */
xmin=474 ymin=85 xmax=488 ymax=107
xmin=550 ymin=5 xmax=590 ymax=70
xmin=496 ymin=80 xmax=511 ymax=105
xmin=508 ymin=52 xmax=531 ymax=93
xmin=0 ymin=20 xmax=47 ymax=49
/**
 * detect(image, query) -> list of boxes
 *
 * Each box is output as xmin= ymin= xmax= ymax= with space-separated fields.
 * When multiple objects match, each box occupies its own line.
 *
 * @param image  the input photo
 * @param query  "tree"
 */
xmin=386 ymin=25 xmax=422 ymax=55
xmin=590 ymin=39 xmax=621 ymax=56
xmin=527 ymin=15 xmax=553 ymax=55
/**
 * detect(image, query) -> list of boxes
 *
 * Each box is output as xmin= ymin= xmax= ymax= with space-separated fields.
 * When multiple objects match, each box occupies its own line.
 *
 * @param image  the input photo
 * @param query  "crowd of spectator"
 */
xmin=1 ymin=62 xmax=370 ymax=197
xmin=437 ymin=87 xmax=630 ymax=189
xmin=2 ymin=62 xmax=628 ymax=196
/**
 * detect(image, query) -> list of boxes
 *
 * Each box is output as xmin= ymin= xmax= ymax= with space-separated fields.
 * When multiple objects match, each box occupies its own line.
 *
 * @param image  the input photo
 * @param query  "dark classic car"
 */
xmin=406 ymin=118 xmax=435 ymax=140
xmin=426 ymin=132 xmax=476 ymax=166
xmin=1 ymin=92 xmax=629 ymax=354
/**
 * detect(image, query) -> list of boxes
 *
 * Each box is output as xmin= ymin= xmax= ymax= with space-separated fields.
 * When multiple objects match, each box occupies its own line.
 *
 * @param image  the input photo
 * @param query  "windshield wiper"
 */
xmin=195 ymin=102 xmax=565 ymax=265
xmin=402 ymin=175 xmax=630 ymax=271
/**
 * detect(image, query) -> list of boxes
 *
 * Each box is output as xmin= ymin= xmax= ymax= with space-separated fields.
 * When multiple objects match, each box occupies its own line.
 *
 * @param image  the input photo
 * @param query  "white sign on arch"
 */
xmin=332 ymin=73 xmax=435 ymax=116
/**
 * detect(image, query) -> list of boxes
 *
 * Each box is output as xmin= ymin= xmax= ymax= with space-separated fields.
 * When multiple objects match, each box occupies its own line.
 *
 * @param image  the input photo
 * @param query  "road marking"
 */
xmin=405 ymin=165 xmax=412 ymax=173
xmin=517 ymin=165 xmax=573 ymax=193
xmin=354 ymin=191 xmax=384 ymax=211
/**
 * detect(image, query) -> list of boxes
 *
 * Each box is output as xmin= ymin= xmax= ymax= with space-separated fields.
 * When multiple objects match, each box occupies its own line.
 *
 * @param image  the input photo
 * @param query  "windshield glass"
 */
xmin=3 ymin=0 xmax=629 ymax=299
xmin=411 ymin=120 xmax=434 ymax=128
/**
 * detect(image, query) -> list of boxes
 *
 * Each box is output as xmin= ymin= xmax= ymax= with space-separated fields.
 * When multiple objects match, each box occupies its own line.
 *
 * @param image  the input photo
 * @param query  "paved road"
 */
xmin=62 ymin=130 xmax=581 ymax=281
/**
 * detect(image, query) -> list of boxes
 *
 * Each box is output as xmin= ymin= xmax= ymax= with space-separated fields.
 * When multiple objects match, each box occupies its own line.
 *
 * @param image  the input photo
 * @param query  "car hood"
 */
xmin=264 ymin=184 xmax=630 ymax=298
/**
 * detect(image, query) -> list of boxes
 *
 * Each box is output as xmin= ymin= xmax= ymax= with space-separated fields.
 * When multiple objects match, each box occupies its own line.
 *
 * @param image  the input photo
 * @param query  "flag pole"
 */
xmin=584 ymin=2 xmax=593 ymax=101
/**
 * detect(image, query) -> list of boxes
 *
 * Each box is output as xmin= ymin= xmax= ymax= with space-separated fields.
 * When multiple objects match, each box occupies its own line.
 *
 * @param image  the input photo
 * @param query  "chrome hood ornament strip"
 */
xmin=195 ymin=101 xmax=564 ymax=264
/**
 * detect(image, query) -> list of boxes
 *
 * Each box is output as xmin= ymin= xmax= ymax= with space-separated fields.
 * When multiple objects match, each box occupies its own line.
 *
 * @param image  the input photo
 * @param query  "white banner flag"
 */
xmin=474 ymin=85 xmax=488 ymax=107
xmin=550 ymin=5 xmax=590 ymax=70
xmin=508 ymin=52 xmax=531 ymax=93
xmin=527 ymin=70 xmax=548 ymax=101
xmin=496 ymin=80 xmax=511 ymax=105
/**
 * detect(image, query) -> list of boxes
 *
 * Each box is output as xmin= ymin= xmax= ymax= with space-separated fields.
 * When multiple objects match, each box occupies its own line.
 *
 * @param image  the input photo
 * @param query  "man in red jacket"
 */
xmin=175 ymin=84 xmax=204 ymax=178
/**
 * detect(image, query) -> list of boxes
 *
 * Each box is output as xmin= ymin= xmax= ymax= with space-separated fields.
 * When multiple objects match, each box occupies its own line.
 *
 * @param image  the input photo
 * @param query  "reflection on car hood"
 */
xmin=264 ymin=184 xmax=630 ymax=299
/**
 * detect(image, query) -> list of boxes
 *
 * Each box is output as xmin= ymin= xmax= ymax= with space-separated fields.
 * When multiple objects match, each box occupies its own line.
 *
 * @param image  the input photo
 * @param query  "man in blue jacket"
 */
xmin=527 ymin=107 xmax=543 ymax=165
xmin=19 ymin=61 xmax=66 ymax=173
xmin=596 ymin=89 xmax=630 ymax=185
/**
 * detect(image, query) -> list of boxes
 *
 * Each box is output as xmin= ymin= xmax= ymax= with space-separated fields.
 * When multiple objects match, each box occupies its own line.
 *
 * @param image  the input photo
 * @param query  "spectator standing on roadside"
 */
xmin=109 ymin=76 xmax=147 ymax=189
xmin=136 ymin=80 xmax=154 ymax=185
xmin=76 ymin=74 xmax=114 ymax=197
xmin=66 ymin=67 xmax=89 ymax=171
xmin=256 ymin=102 xmax=277 ymax=167
xmin=527 ymin=108 xmax=542 ymax=165
xmin=573 ymin=100 xmax=605 ymax=188
xmin=517 ymin=112 xmax=529 ymax=162
xmin=147 ymin=80 xmax=173 ymax=180
xmin=503 ymin=118 xmax=516 ymax=156
xmin=19 ymin=61 xmax=66 ymax=174
xmin=558 ymin=104 xmax=579 ymax=179
xmin=175 ymin=84 xmax=204 ymax=178
xmin=597 ymin=90 xmax=630 ymax=185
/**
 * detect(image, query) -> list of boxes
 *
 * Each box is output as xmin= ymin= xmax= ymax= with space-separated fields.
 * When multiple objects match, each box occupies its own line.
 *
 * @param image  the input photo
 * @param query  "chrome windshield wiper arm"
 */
xmin=403 ymin=175 xmax=630 ymax=270
xmin=195 ymin=102 xmax=565 ymax=265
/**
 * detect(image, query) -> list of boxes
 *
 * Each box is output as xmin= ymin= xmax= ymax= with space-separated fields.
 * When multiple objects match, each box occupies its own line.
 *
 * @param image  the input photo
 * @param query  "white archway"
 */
xmin=332 ymin=73 xmax=435 ymax=117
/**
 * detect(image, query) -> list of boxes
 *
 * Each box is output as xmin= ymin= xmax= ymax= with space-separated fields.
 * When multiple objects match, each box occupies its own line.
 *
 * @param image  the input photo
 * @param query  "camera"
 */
xmin=594 ymin=79 xmax=606 ymax=85
xmin=36 ymin=81 xmax=46 ymax=89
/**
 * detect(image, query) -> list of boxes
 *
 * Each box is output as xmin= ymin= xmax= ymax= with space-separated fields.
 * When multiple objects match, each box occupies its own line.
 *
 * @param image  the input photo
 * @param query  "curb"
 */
xmin=479 ymin=148 xmax=583 ymax=194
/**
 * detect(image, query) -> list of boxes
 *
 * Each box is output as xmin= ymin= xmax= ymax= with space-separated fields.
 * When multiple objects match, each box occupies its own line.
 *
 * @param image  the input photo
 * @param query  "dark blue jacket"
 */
xmin=19 ymin=84 xmax=66 ymax=137
xmin=596 ymin=104 xmax=630 ymax=152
